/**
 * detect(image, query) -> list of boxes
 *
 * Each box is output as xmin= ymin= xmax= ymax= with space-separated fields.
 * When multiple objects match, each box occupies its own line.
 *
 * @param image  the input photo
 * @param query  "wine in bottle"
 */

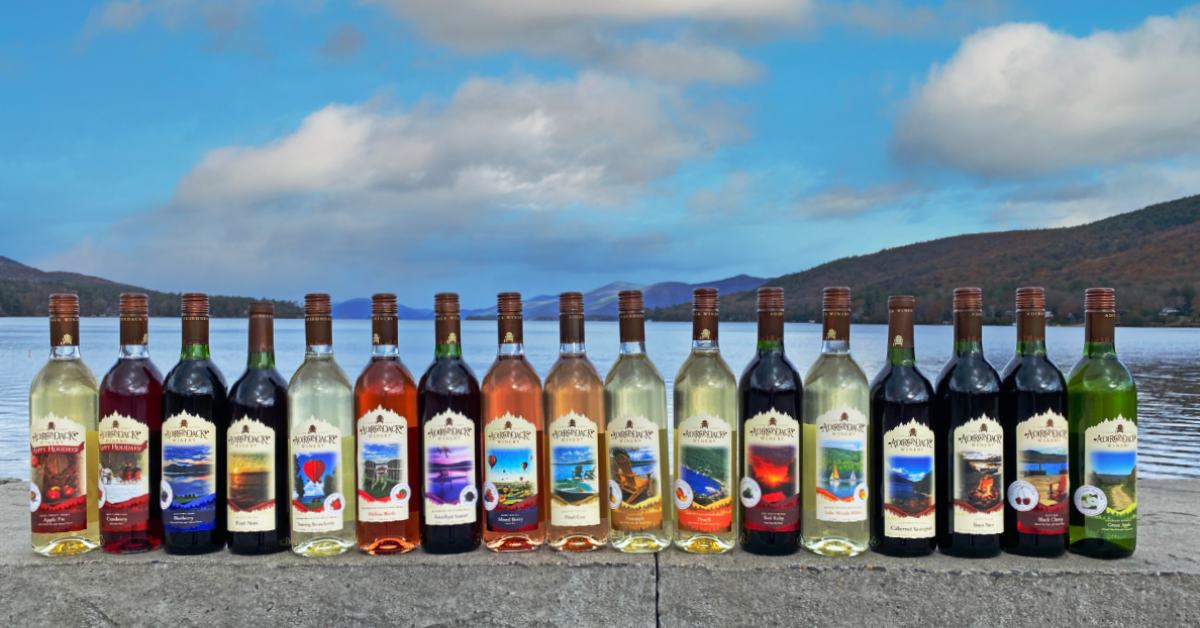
xmin=605 ymin=290 xmax=671 ymax=553
xmin=354 ymin=293 xmax=421 ymax=554
xmin=738 ymin=287 xmax=802 ymax=555
xmin=419 ymin=293 xmax=483 ymax=554
xmin=1068 ymin=288 xmax=1137 ymax=559
xmin=1001 ymin=287 xmax=1068 ymax=557
xmin=288 ymin=293 xmax=356 ymax=557
xmin=869 ymin=295 xmax=936 ymax=557
xmin=935 ymin=287 xmax=1003 ymax=558
xmin=227 ymin=302 xmax=289 ymax=555
xmin=30 ymin=293 xmax=100 ymax=556
xmin=673 ymin=288 xmax=738 ymax=554
xmin=98 ymin=293 xmax=163 ymax=554
xmin=161 ymin=293 xmax=228 ymax=554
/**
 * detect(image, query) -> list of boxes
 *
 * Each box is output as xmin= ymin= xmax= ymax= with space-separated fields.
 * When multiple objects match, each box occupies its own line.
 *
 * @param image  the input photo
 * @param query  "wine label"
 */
xmin=548 ymin=411 xmax=601 ymax=528
xmin=227 ymin=416 xmax=276 ymax=533
xmin=1077 ymin=415 xmax=1137 ymax=540
xmin=98 ymin=412 xmax=150 ymax=531
xmin=290 ymin=417 xmax=346 ymax=533
xmin=29 ymin=414 xmax=89 ymax=534
xmin=675 ymin=414 xmax=733 ymax=533
xmin=607 ymin=415 xmax=663 ymax=531
xmin=356 ymin=406 xmax=411 ymax=523
xmin=1010 ymin=410 xmax=1068 ymax=535
xmin=952 ymin=414 xmax=1004 ymax=534
xmin=814 ymin=406 xmax=869 ymax=523
xmin=882 ymin=419 xmax=936 ymax=539
xmin=424 ymin=411 xmax=478 ymax=526
xmin=161 ymin=411 xmax=218 ymax=532
xmin=741 ymin=410 xmax=800 ymax=532
xmin=482 ymin=413 xmax=539 ymax=532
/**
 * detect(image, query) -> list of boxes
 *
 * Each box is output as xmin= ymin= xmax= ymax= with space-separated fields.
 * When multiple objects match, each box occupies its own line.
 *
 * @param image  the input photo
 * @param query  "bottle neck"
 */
xmin=619 ymin=341 xmax=646 ymax=356
xmin=757 ymin=310 xmax=784 ymax=353
xmin=181 ymin=342 xmax=211 ymax=360
xmin=120 ymin=344 xmax=150 ymax=359
xmin=1015 ymin=309 xmax=1046 ymax=356
xmin=499 ymin=341 xmax=525 ymax=357
xmin=560 ymin=342 xmax=585 ymax=356
xmin=435 ymin=315 xmax=462 ymax=359
xmin=51 ymin=345 xmax=81 ymax=360
xmin=821 ymin=310 xmax=850 ymax=354
xmin=372 ymin=343 xmax=400 ymax=359
xmin=248 ymin=350 xmax=275 ymax=369
xmin=953 ymin=310 xmax=983 ymax=356
xmin=692 ymin=311 xmax=718 ymax=353
xmin=886 ymin=307 xmax=915 ymax=366
xmin=306 ymin=344 xmax=333 ymax=358
xmin=1084 ymin=310 xmax=1117 ymax=358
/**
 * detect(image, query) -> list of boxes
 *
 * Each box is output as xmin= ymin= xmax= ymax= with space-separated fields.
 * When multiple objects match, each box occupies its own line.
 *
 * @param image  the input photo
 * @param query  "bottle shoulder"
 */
xmin=803 ymin=352 xmax=868 ymax=389
xmin=545 ymin=355 xmax=602 ymax=391
xmin=355 ymin=357 xmax=418 ymax=394
xmin=164 ymin=358 xmax=227 ymax=397
xmin=419 ymin=357 xmax=480 ymax=395
xmin=870 ymin=364 xmax=934 ymax=403
xmin=289 ymin=356 xmax=353 ymax=392
xmin=604 ymin=355 xmax=666 ymax=390
xmin=999 ymin=355 xmax=1066 ymax=394
xmin=738 ymin=352 xmax=802 ymax=393
xmin=230 ymin=367 xmax=288 ymax=406
xmin=675 ymin=351 xmax=736 ymax=386
xmin=100 ymin=357 xmax=164 ymax=393
xmin=935 ymin=354 xmax=1001 ymax=395
xmin=31 ymin=358 xmax=99 ymax=396
xmin=1067 ymin=355 xmax=1136 ymax=392
xmin=482 ymin=355 xmax=542 ymax=391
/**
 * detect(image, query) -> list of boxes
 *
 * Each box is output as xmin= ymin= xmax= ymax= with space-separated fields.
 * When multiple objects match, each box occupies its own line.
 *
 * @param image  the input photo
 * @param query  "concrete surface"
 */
xmin=1 ymin=478 xmax=1196 ymax=627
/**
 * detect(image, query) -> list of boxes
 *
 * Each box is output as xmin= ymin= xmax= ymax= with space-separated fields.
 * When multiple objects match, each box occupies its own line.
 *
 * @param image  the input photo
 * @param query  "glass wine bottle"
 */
xmin=673 ymin=287 xmax=738 ymax=554
xmin=605 ymin=290 xmax=671 ymax=553
xmin=481 ymin=292 xmax=546 ymax=552
xmin=98 ymin=293 xmax=163 ymax=554
xmin=802 ymin=287 xmax=870 ymax=557
xmin=1001 ymin=287 xmax=1068 ymax=557
xmin=161 ymin=293 xmax=228 ymax=555
xmin=869 ymin=295 xmax=936 ymax=557
xmin=738 ymin=287 xmax=802 ymax=555
xmin=227 ymin=301 xmax=289 ymax=555
xmin=935 ymin=287 xmax=1003 ymax=558
xmin=30 ymin=293 xmax=100 ymax=556
xmin=354 ymin=293 xmax=421 ymax=554
xmin=1068 ymin=288 xmax=1137 ymax=559
xmin=419 ymin=293 xmax=482 ymax=554
xmin=288 ymin=293 xmax=356 ymax=557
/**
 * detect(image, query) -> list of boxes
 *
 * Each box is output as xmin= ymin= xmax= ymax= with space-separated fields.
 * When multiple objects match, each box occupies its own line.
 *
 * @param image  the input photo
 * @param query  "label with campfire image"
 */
xmin=30 ymin=414 xmax=88 ymax=534
xmin=99 ymin=413 xmax=150 ymax=530
xmin=424 ymin=411 xmax=477 ymax=526
xmin=742 ymin=410 xmax=800 ymax=532
xmin=675 ymin=414 xmax=733 ymax=533
xmin=1012 ymin=411 xmax=1068 ymax=535
xmin=1081 ymin=416 xmax=1137 ymax=539
xmin=608 ymin=415 xmax=663 ymax=531
xmin=483 ymin=413 xmax=539 ymax=532
xmin=548 ymin=411 xmax=601 ymax=527
xmin=290 ymin=418 xmax=345 ymax=533
xmin=356 ymin=407 xmax=410 ymax=523
xmin=882 ymin=419 xmax=936 ymax=539
xmin=161 ymin=412 xmax=218 ymax=532
xmin=814 ymin=406 xmax=869 ymax=523
xmin=952 ymin=415 xmax=1005 ymax=534
xmin=227 ymin=416 xmax=276 ymax=532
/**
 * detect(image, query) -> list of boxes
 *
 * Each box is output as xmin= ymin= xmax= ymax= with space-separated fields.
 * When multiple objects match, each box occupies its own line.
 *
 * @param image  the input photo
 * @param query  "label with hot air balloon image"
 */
xmin=483 ymin=413 xmax=539 ymax=532
xmin=357 ymin=406 xmax=410 ymax=523
xmin=161 ymin=411 xmax=218 ymax=532
xmin=290 ymin=417 xmax=345 ymax=533
xmin=675 ymin=414 xmax=733 ymax=533
xmin=952 ymin=414 xmax=1004 ymax=534
xmin=607 ymin=415 xmax=663 ymax=531
xmin=423 ymin=410 xmax=478 ymax=526
xmin=882 ymin=419 xmax=936 ymax=539
xmin=30 ymin=413 xmax=88 ymax=534
xmin=227 ymin=416 xmax=276 ymax=532
xmin=1012 ymin=410 xmax=1068 ymax=535
xmin=98 ymin=412 xmax=149 ymax=531
xmin=814 ymin=406 xmax=869 ymax=523
xmin=548 ymin=411 xmax=601 ymax=527
xmin=742 ymin=409 xmax=800 ymax=532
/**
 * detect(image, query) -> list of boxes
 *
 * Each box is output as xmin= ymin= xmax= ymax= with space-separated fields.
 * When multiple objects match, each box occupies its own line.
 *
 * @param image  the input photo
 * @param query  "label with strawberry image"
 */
xmin=290 ymin=417 xmax=345 ymax=533
xmin=98 ymin=412 xmax=150 ymax=531
xmin=30 ymin=414 xmax=88 ymax=534
xmin=357 ymin=406 xmax=411 ymax=523
xmin=1012 ymin=410 xmax=1068 ymax=535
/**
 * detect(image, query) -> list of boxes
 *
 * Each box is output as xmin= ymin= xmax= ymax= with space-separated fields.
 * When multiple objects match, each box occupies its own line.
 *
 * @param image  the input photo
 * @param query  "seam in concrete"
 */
xmin=654 ymin=552 xmax=662 ymax=628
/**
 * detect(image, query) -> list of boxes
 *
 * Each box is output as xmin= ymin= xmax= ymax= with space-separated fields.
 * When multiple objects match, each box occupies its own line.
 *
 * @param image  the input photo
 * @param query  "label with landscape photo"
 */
xmin=1083 ymin=416 xmax=1138 ymax=539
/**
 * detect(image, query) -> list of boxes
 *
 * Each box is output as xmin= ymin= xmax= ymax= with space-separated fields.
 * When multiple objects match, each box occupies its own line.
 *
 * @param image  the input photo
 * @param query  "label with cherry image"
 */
xmin=99 ymin=412 xmax=150 ymax=531
xmin=30 ymin=414 xmax=88 ymax=534
xmin=1009 ymin=410 xmax=1068 ymax=535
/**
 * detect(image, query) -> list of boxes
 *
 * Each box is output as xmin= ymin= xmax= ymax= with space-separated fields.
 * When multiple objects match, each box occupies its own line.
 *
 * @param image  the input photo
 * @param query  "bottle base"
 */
xmin=292 ymin=537 xmax=355 ymax=557
xmin=803 ymin=536 xmax=867 ymax=557
xmin=611 ymin=534 xmax=670 ymax=554
xmin=549 ymin=534 xmax=606 ymax=552
xmin=871 ymin=537 xmax=935 ymax=557
xmin=33 ymin=535 xmax=101 ymax=557
xmin=360 ymin=537 xmax=419 ymax=555
xmin=675 ymin=534 xmax=734 ymax=554
xmin=1069 ymin=538 xmax=1135 ymax=559
xmin=485 ymin=535 xmax=543 ymax=552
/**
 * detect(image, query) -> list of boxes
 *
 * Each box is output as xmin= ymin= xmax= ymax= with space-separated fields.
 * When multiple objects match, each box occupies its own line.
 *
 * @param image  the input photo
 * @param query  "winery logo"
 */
xmin=505 ymin=420 xmax=512 ymax=429
xmin=61 ymin=333 xmax=73 ymax=345
xmin=377 ymin=415 xmax=386 ymax=424
xmin=769 ymin=417 xmax=777 ymax=426
xmin=700 ymin=328 xmax=712 ymax=340
xmin=841 ymin=413 xmax=849 ymax=422
xmin=625 ymin=420 xmax=633 ymax=429
xmin=309 ymin=425 xmax=317 ymax=434
xmin=980 ymin=424 xmax=988 ymax=433
xmin=180 ymin=419 xmax=188 ymax=428
xmin=372 ymin=333 xmax=381 ymax=344
xmin=909 ymin=428 xmax=917 ymax=437
xmin=1047 ymin=418 xmax=1055 ymax=428
xmin=826 ymin=329 xmax=837 ymax=340
xmin=503 ymin=331 xmax=515 ymax=343
xmin=242 ymin=424 xmax=250 ymax=434
xmin=446 ymin=416 xmax=454 ymax=426
xmin=112 ymin=420 xmax=119 ymax=429
xmin=701 ymin=419 xmax=709 ymax=429
xmin=569 ymin=418 xmax=576 ymax=428
xmin=893 ymin=334 xmax=903 ymax=347
xmin=446 ymin=332 xmax=458 ymax=344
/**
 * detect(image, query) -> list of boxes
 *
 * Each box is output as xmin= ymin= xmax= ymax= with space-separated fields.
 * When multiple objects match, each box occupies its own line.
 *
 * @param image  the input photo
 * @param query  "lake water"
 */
xmin=3 ymin=318 xmax=1196 ymax=479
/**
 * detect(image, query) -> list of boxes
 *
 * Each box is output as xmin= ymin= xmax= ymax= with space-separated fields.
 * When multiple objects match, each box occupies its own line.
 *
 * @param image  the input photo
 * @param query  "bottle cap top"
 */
xmin=822 ymin=286 xmax=851 ymax=311
xmin=181 ymin=293 xmax=209 ymax=318
xmin=559 ymin=291 xmax=584 ymax=315
xmin=119 ymin=292 xmax=149 ymax=318
xmin=304 ymin=293 xmax=332 ymax=318
xmin=887 ymin=295 xmax=914 ymax=310
xmin=693 ymin=287 xmax=718 ymax=313
xmin=1084 ymin=287 xmax=1116 ymax=312
xmin=1015 ymin=287 xmax=1045 ymax=311
xmin=757 ymin=287 xmax=784 ymax=312
xmin=371 ymin=293 xmax=398 ymax=318
xmin=953 ymin=287 xmax=983 ymax=312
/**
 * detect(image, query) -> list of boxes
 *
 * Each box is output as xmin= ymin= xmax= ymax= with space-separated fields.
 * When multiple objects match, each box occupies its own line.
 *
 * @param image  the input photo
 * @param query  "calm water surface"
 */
xmin=2 ymin=319 xmax=1195 ymax=479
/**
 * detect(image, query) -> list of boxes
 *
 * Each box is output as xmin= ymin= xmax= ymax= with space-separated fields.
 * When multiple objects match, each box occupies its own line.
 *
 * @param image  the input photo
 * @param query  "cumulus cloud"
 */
xmin=894 ymin=10 xmax=1200 ymax=177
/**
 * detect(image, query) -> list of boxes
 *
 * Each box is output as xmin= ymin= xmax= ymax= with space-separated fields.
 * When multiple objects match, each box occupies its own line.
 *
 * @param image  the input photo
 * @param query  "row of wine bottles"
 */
xmin=28 ymin=285 xmax=1136 ymax=560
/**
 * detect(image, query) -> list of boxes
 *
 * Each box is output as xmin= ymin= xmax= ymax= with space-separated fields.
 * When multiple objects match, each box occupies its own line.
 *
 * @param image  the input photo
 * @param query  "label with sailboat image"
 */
xmin=607 ymin=415 xmax=663 ymax=532
xmin=952 ymin=414 xmax=1004 ymax=534
xmin=548 ymin=411 xmax=601 ymax=527
xmin=883 ymin=419 xmax=936 ymax=538
xmin=742 ymin=410 xmax=800 ymax=532
xmin=675 ymin=414 xmax=733 ymax=533
xmin=814 ymin=406 xmax=868 ymax=523
xmin=1012 ymin=410 xmax=1068 ymax=535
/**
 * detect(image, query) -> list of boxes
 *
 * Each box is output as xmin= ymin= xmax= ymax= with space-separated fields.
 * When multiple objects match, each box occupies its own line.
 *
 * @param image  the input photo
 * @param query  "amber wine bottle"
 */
xmin=802 ymin=287 xmax=870 ymax=557
xmin=673 ymin=288 xmax=738 ymax=554
xmin=30 ymin=293 xmax=100 ymax=556
xmin=544 ymin=292 xmax=609 ymax=551
xmin=1068 ymin=288 xmax=1137 ymax=559
xmin=605 ymin=290 xmax=671 ymax=553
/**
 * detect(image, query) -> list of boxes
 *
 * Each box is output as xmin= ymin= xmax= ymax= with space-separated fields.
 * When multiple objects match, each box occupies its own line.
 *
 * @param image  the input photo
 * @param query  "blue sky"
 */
xmin=3 ymin=1 xmax=1199 ymax=307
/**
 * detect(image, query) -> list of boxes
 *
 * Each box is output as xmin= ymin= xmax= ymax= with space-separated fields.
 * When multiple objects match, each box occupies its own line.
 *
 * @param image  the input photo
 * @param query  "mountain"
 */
xmin=332 ymin=298 xmax=434 ymax=320
xmin=651 ymin=195 xmax=1200 ymax=326
xmin=0 ymin=256 xmax=303 ymax=317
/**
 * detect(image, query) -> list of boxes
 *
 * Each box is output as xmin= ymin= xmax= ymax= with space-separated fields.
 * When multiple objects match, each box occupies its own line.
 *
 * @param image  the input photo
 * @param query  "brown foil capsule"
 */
xmin=497 ymin=292 xmax=523 ymax=345
xmin=119 ymin=292 xmax=149 ymax=346
xmin=692 ymin=287 xmax=718 ymax=343
xmin=248 ymin=301 xmax=274 ymax=354
xmin=371 ymin=293 xmax=399 ymax=346
xmin=435 ymin=293 xmax=461 ymax=347
xmin=305 ymin=293 xmax=333 ymax=346
xmin=1084 ymin=287 xmax=1116 ymax=344
xmin=618 ymin=290 xmax=645 ymax=343
xmin=49 ymin=293 xmax=80 ymax=348
xmin=757 ymin=287 xmax=784 ymax=343
xmin=952 ymin=287 xmax=982 ymax=343
xmin=559 ymin=292 xmax=584 ymax=345
xmin=821 ymin=286 xmax=851 ymax=342
xmin=887 ymin=295 xmax=915 ymax=349
xmin=1015 ymin=287 xmax=1046 ymax=343
xmin=181 ymin=292 xmax=210 ymax=346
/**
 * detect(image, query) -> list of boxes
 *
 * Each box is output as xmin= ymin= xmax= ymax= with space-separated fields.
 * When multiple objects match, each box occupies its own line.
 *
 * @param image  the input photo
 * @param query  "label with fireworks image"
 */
xmin=741 ymin=410 xmax=799 ymax=532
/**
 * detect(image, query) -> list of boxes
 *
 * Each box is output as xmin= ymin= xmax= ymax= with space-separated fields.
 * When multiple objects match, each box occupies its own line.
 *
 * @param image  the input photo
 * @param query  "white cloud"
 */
xmin=795 ymin=181 xmax=918 ymax=217
xmin=894 ymin=10 xmax=1200 ymax=177
xmin=81 ymin=0 xmax=270 ymax=53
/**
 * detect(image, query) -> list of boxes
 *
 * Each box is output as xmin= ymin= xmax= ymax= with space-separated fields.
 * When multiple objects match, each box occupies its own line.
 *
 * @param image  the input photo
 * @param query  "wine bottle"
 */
xmin=802 ymin=287 xmax=870 ymax=557
xmin=98 ymin=293 xmax=163 ymax=554
xmin=1001 ymin=287 xmax=1068 ymax=557
xmin=29 ymin=293 xmax=100 ymax=556
xmin=869 ymin=295 xmax=936 ymax=557
xmin=481 ymin=292 xmax=546 ymax=552
xmin=161 ymin=293 xmax=228 ymax=554
xmin=227 ymin=301 xmax=289 ymax=555
xmin=935 ymin=287 xmax=1003 ymax=558
xmin=604 ymin=290 xmax=671 ymax=553
xmin=354 ymin=293 xmax=421 ymax=554
xmin=1068 ymin=288 xmax=1137 ymax=559
xmin=544 ymin=292 xmax=609 ymax=551
xmin=419 ymin=293 xmax=482 ymax=554
xmin=288 ymin=293 xmax=356 ymax=557
xmin=673 ymin=288 xmax=738 ymax=554
xmin=738 ymin=287 xmax=802 ymax=555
